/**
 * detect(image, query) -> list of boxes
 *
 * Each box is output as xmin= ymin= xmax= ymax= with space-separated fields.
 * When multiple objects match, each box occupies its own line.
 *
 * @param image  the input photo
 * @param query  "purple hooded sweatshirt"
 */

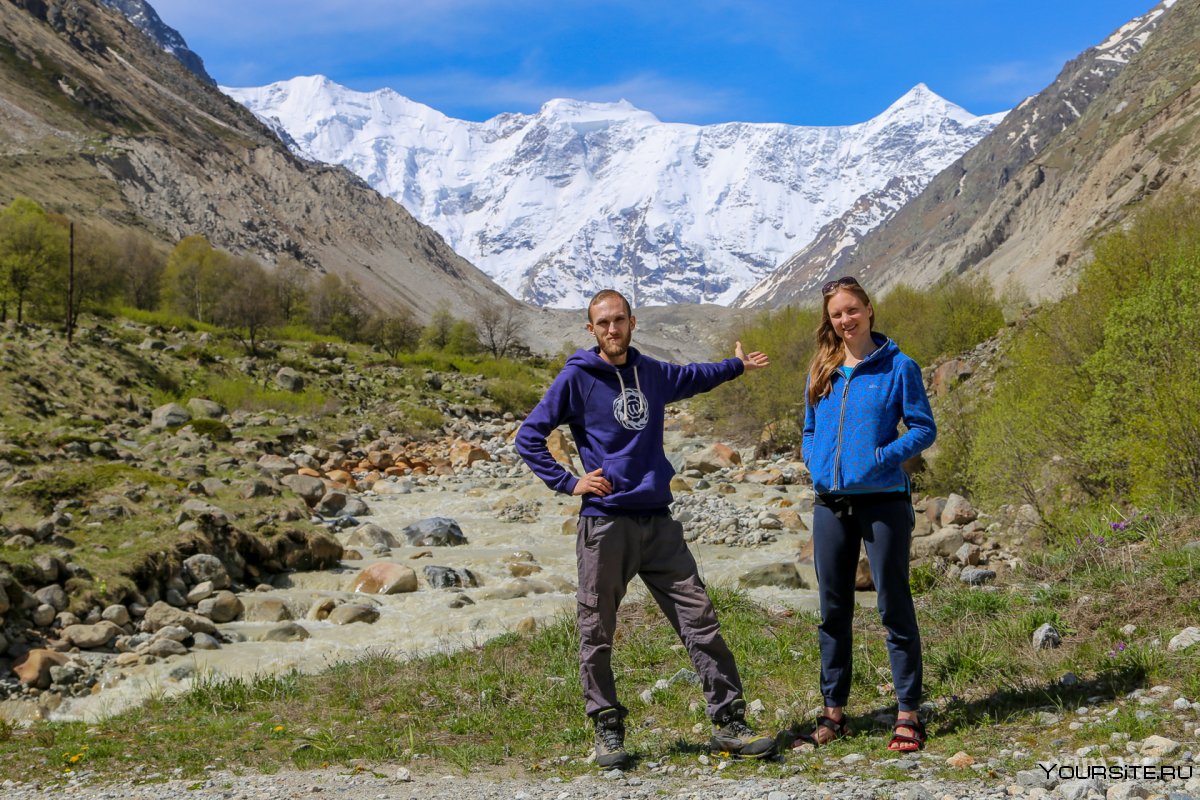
xmin=515 ymin=346 xmax=744 ymax=516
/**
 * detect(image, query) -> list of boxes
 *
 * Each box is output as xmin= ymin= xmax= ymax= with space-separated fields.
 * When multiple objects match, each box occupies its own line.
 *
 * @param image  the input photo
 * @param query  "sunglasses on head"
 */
xmin=821 ymin=276 xmax=860 ymax=294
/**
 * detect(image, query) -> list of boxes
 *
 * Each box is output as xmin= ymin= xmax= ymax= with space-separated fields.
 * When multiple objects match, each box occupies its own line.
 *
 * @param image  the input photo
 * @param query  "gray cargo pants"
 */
xmin=575 ymin=514 xmax=743 ymax=720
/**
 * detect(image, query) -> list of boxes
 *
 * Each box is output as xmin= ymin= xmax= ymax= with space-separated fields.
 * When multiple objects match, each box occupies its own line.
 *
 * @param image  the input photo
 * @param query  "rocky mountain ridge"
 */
xmin=226 ymin=78 xmax=1002 ymax=308
xmin=0 ymin=0 xmax=515 ymax=323
xmin=743 ymin=0 xmax=1189 ymax=307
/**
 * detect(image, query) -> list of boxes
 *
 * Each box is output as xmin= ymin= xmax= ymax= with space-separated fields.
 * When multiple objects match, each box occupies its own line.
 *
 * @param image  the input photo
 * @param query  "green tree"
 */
xmin=162 ymin=235 xmax=233 ymax=323
xmin=0 ymin=197 xmax=66 ymax=324
xmin=308 ymin=273 xmax=368 ymax=340
xmin=420 ymin=305 xmax=455 ymax=351
xmin=446 ymin=318 xmax=480 ymax=355
xmin=364 ymin=309 xmax=421 ymax=358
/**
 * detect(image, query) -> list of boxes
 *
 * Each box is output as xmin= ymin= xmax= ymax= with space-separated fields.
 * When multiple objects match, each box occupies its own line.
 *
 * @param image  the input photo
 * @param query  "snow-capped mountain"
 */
xmin=226 ymin=79 xmax=1003 ymax=307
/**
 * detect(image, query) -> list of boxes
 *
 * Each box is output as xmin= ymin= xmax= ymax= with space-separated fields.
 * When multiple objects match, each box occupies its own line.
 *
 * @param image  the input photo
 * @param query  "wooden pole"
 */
xmin=67 ymin=221 xmax=75 ymax=345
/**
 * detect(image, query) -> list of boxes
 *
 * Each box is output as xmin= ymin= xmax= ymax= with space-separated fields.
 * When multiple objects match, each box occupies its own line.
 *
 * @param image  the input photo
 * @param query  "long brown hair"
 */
xmin=806 ymin=279 xmax=875 ymax=406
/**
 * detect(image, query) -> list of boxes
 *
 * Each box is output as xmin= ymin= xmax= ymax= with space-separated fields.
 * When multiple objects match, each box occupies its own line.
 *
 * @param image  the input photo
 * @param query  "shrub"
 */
xmin=186 ymin=419 xmax=232 ymax=441
xmin=486 ymin=379 xmax=542 ymax=416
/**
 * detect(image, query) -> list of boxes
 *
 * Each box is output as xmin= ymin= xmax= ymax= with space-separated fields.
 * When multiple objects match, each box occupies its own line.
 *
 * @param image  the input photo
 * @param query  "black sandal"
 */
xmin=793 ymin=714 xmax=849 ymax=748
xmin=887 ymin=718 xmax=926 ymax=751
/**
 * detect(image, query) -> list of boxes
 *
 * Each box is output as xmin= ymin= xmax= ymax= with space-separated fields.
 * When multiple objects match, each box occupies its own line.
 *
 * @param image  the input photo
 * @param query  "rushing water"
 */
xmin=46 ymin=474 xmax=820 ymax=722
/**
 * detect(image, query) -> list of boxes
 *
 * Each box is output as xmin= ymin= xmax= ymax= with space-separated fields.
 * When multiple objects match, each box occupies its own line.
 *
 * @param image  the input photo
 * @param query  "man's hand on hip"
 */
xmin=735 ymin=340 xmax=770 ymax=371
xmin=573 ymin=467 xmax=612 ymax=497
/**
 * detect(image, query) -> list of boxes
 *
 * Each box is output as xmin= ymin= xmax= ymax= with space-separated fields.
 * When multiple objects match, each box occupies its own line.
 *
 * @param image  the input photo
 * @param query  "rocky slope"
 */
xmin=227 ymin=79 xmax=1002 ymax=308
xmin=0 ymin=0 xmax=514 ymax=322
xmin=744 ymin=0 xmax=1185 ymax=307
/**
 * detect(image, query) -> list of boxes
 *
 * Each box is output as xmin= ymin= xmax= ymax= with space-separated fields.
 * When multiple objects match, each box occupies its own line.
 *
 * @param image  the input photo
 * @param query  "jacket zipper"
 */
xmin=831 ymin=343 xmax=884 ymax=491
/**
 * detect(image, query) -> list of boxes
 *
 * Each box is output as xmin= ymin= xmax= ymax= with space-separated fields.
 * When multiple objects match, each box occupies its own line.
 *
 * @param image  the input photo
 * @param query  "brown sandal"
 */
xmin=794 ymin=714 xmax=850 ymax=747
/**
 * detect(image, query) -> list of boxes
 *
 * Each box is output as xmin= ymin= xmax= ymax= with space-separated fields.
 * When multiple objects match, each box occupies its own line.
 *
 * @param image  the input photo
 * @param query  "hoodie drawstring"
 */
xmin=615 ymin=366 xmax=641 ymax=420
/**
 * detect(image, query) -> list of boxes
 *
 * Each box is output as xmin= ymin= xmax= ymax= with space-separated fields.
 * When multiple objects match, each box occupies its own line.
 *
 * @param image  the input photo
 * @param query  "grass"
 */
xmin=1 ymin=512 xmax=1197 ymax=786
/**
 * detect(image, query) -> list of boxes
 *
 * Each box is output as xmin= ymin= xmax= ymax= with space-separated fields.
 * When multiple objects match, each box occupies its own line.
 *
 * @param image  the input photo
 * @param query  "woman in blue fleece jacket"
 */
xmin=797 ymin=276 xmax=936 ymax=753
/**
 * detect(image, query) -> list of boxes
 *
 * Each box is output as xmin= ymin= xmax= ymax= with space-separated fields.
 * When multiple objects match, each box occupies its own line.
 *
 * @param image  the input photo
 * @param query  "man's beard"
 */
xmin=598 ymin=334 xmax=630 ymax=359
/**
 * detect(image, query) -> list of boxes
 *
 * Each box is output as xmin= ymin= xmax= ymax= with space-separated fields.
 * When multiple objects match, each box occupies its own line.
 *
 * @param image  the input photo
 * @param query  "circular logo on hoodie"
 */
xmin=613 ymin=388 xmax=649 ymax=430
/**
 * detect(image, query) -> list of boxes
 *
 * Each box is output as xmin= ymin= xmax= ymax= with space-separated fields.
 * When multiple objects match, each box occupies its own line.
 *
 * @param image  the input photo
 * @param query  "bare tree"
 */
xmin=364 ymin=309 xmax=421 ymax=358
xmin=476 ymin=300 xmax=525 ymax=359
xmin=273 ymin=256 xmax=311 ymax=324
xmin=118 ymin=231 xmax=165 ymax=310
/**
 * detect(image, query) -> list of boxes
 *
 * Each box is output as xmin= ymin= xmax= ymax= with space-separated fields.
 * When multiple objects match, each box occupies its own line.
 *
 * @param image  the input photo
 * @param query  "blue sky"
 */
xmin=152 ymin=0 xmax=1158 ymax=126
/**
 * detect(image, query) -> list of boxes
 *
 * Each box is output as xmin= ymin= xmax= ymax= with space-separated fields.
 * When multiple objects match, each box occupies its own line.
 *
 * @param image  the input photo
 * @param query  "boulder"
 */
xmin=62 ymin=621 xmax=122 ymax=649
xmin=402 ymin=517 xmax=468 ymax=547
xmin=196 ymin=591 xmax=243 ymax=623
xmin=328 ymin=604 xmax=380 ymax=625
xmin=151 ymin=403 xmax=191 ymax=429
xmin=280 ymin=474 xmax=326 ymax=507
xmin=1033 ymin=623 xmax=1062 ymax=650
xmin=34 ymin=584 xmax=68 ymax=612
xmin=101 ymin=604 xmax=130 ymax=626
xmin=1168 ymin=626 xmax=1200 ymax=653
xmin=911 ymin=528 xmax=964 ymax=560
xmin=423 ymin=566 xmax=479 ymax=589
xmin=182 ymin=554 xmax=231 ymax=589
xmin=306 ymin=598 xmax=339 ymax=621
xmin=142 ymin=638 xmax=188 ymax=657
xmin=256 ymin=454 xmax=298 ymax=478
xmin=449 ymin=440 xmax=491 ymax=468
xmin=351 ymin=563 xmax=418 ymax=595
xmin=738 ymin=562 xmax=807 ymax=590
xmin=545 ymin=429 xmax=578 ymax=470
xmin=257 ymin=622 xmax=309 ymax=642
xmin=142 ymin=601 xmax=218 ymax=635
xmin=941 ymin=493 xmax=978 ymax=527
xmin=186 ymin=398 xmax=226 ymax=419
xmin=275 ymin=367 xmax=305 ymax=392
xmin=345 ymin=523 xmax=400 ymax=549
xmin=684 ymin=443 xmax=742 ymax=474
xmin=13 ymin=649 xmax=69 ymax=689
xmin=241 ymin=597 xmax=293 ymax=622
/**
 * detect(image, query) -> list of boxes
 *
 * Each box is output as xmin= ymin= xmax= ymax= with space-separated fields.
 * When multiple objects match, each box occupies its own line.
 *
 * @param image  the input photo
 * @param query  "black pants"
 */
xmin=811 ymin=494 xmax=921 ymax=711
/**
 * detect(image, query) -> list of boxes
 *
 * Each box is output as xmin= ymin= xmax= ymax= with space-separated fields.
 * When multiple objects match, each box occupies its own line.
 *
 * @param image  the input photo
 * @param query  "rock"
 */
xmin=925 ymin=497 xmax=947 ymax=527
xmin=911 ymin=528 xmax=964 ymax=559
xmin=328 ymin=604 xmax=380 ymax=625
xmin=515 ymin=616 xmax=537 ymax=635
xmin=932 ymin=359 xmax=973 ymax=397
xmin=508 ymin=561 xmax=542 ymax=577
xmin=345 ymin=523 xmax=400 ymax=549
xmin=684 ymin=442 xmax=742 ymax=474
xmin=142 ymin=638 xmax=188 ymax=657
xmin=240 ymin=479 xmax=276 ymax=498
xmin=191 ymin=632 xmax=221 ymax=650
xmin=13 ymin=649 xmax=69 ymax=688
xmin=196 ymin=591 xmax=243 ymax=623
xmin=738 ymin=562 xmax=807 ymax=589
xmin=241 ymin=597 xmax=293 ymax=622
xmin=186 ymin=398 xmax=225 ymax=418
xmin=142 ymin=601 xmax=218 ymax=635
xmin=402 ymin=517 xmax=467 ymax=547
xmin=306 ymin=598 xmax=339 ymax=621
xmin=423 ymin=565 xmax=479 ymax=589
xmin=953 ymin=542 xmax=981 ymax=566
xmin=351 ymin=563 xmax=418 ymax=594
xmin=99 ymin=604 xmax=129 ymax=627
xmin=281 ymin=474 xmax=326 ymax=507
xmin=1033 ymin=623 xmax=1062 ymax=650
xmin=545 ymin=429 xmax=578 ymax=470
xmin=32 ymin=604 xmax=56 ymax=626
xmin=34 ymin=584 xmax=68 ymax=611
xmin=1057 ymin=778 xmax=1103 ymax=800
xmin=449 ymin=440 xmax=491 ymax=468
xmin=151 ymin=403 xmax=191 ymax=429
xmin=315 ymin=490 xmax=349 ymax=516
xmin=941 ymin=493 xmax=977 ymax=526
xmin=62 ymin=621 xmax=122 ymax=649
xmin=275 ymin=367 xmax=305 ymax=392
xmin=256 ymin=454 xmax=298 ymax=478
xmin=257 ymin=622 xmax=310 ymax=642
xmin=186 ymin=580 xmax=215 ymax=604
xmin=182 ymin=554 xmax=231 ymax=589
xmin=1168 ymin=626 xmax=1200 ymax=652
xmin=1140 ymin=735 xmax=1181 ymax=757
xmin=945 ymin=751 xmax=975 ymax=768
xmin=959 ymin=567 xmax=996 ymax=585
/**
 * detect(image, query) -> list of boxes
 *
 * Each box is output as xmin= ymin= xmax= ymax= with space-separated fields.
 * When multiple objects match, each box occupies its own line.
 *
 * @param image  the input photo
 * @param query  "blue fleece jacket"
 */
xmin=802 ymin=333 xmax=936 ymax=495
xmin=516 ymin=346 xmax=745 ymax=516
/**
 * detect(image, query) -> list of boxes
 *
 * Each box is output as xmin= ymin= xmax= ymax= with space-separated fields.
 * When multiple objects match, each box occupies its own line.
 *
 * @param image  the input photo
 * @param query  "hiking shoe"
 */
xmin=593 ymin=707 xmax=632 ymax=769
xmin=710 ymin=699 xmax=776 ymax=759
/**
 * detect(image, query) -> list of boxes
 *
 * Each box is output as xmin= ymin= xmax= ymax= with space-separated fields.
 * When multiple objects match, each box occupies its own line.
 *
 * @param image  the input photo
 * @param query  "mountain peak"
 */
xmin=537 ymin=97 xmax=660 ymax=125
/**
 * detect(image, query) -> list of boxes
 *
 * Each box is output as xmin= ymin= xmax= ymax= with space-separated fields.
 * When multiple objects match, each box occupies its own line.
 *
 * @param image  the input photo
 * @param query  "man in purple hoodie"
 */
xmin=516 ymin=289 xmax=774 ymax=768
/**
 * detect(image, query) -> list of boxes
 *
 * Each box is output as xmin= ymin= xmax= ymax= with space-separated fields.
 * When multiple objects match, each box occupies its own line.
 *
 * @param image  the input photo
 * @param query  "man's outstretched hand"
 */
xmin=735 ymin=340 xmax=770 ymax=371
xmin=572 ymin=467 xmax=612 ymax=497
